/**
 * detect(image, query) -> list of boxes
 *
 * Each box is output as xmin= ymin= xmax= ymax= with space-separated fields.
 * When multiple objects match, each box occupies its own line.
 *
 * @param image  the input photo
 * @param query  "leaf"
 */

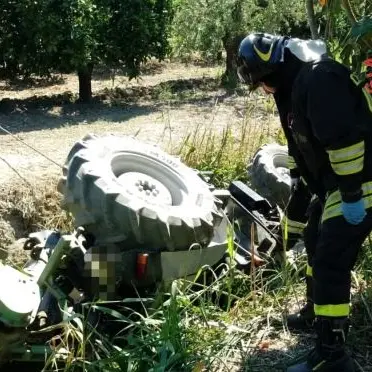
xmin=90 ymin=305 xmax=130 ymax=321
xmin=351 ymin=16 xmax=372 ymax=39
xmin=340 ymin=42 xmax=354 ymax=63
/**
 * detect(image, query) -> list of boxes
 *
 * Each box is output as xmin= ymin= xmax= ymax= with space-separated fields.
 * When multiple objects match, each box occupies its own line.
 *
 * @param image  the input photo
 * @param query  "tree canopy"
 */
xmin=0 ymin=0 xmax=371 ymax=98
xmin=0 ymin=0 xmax=173 ymax=101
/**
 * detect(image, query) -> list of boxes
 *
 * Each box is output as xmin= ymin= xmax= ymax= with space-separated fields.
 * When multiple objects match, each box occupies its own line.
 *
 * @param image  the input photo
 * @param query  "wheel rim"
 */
xmin=272 ymin=153 xmax=290 ymax=184
xmin=117 ymin=172 xmax=173 ymax=205
xmin=110 ymin=152 xmax=188 ymax=206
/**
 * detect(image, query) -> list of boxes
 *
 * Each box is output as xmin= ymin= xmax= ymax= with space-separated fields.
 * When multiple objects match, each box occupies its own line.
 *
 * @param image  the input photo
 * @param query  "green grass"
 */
xmin=175 ymin=95 xmax=282 ymax=189
xmin=2 ymin=78 xmax=372 ymax=372
xmin=57 ymin=118 xmax=372 ymax=371
xmin=35 ymin=100 xmax=310 ymax=372
xmin=54 ymin=242 xmax=372 ymax=371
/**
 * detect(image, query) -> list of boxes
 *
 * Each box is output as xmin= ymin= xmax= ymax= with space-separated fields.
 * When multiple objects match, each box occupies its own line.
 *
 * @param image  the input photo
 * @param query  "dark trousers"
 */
xmin=303 ymin=197 xmax=323 ymax=273
xmin=304 ymin=196 xmax=372 ymax=317
xmin=285 ymin=179 xmax=312 ymax=249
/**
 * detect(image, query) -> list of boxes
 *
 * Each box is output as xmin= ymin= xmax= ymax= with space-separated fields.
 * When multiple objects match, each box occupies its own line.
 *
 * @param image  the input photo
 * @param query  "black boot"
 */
xmin=286 ymin=276 xmax=315 ymax=331
xmin=287 ymin=316 xmax=355 ymax=372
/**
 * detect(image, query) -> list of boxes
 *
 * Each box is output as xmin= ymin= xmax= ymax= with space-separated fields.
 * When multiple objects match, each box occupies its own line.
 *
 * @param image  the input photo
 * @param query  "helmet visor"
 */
xmin=237 ymin=65 xmax=252 ymax=84
xmin=237 ymin=65 xmax=260 ymax=91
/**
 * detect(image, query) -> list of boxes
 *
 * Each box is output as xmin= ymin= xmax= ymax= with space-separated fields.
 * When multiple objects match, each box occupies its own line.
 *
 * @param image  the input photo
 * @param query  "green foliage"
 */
xmin=321 ymin=0 xmax=372 ymax=73
xmin=0 ymin=0 xmax=46 ymax=76
xmin=177 ymin=126 xmax=250 ymax=188
xmin=0 ymin=0 xmax=173 ymax=80
xmin=97 ymin=0 xmax=173 ymax=78
xmin=170 ymin=0 xmax=310 ymax=63
xmin=170 ymin=0 xmax=243 ymax=62
xmin=347 ymin=14 xmax=372 ymax=73
xmin=173 ymin=94 xmax=279 ymax=188
xmin=351 ymin=16 xmax=372 ymax=39
xmin=38 ymin=0 xmax=104 ymax=72
xmin=249 ymin=0 xmax=311 ymax=36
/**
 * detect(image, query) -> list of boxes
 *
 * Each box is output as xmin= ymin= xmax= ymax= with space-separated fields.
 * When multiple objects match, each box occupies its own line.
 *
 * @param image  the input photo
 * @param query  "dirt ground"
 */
xmin=0 ymin=59 xmax=280 ymax=264
xmin=0 ymin=60 xmax=291 ymax=371
xmin=1 ymin=61 xmax=370 ymax=371
xmin=0 ymin=61 xmax=279 ymax=187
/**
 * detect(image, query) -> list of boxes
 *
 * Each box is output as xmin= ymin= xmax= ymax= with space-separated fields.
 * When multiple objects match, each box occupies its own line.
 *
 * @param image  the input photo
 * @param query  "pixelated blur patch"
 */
xmin=83 ymin=244 xmax=122 ymax=300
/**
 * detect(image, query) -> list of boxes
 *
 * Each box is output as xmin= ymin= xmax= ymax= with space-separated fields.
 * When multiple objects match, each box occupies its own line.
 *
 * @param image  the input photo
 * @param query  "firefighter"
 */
xmin=247 ymin=33 xmax=322 ymax=331
xmin=237 ymin=32 xmax=372 ymax=371
xmin=273 ymin=48 xmax=316 ymax=331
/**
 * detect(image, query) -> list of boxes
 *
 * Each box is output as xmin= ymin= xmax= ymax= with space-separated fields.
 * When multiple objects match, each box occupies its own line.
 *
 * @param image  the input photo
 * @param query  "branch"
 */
xmin=341 ymin=0 xmax=372 ymax=50
xmin=341 ymin=0 xmax=357 ymax=24
xmin=306 ymin=0 xmax=319 ymax=39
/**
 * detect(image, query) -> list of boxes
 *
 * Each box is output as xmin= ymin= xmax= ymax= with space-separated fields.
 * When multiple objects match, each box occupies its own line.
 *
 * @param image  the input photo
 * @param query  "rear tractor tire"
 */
xmin=58 ymin=134 xmax=224 ymax=251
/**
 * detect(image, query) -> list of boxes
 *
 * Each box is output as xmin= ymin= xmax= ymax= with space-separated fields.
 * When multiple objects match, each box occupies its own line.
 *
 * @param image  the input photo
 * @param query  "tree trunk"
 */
xmin=222 ymin=33 xmax=245 ymax=87
xmin=306 ymin=0 xmax=319 ymax=39
xmin=77 ymin=63 xmax=94 ymax=103
xmin=221 ymin=0 xmax=245 ymax=87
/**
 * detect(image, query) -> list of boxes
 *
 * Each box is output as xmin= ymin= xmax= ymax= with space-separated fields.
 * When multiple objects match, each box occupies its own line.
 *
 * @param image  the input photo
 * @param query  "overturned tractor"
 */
xmin=0 ymin=134 xmax=299 ymax=368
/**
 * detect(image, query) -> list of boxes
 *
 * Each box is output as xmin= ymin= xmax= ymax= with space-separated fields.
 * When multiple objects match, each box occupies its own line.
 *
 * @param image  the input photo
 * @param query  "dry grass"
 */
xmin=0 ymin=60 xmax=282 ymax=268
xmin=1 ymin=61 xmax=372 ymax=372
xmin=0 ymin=60 xmax=309 ymax=371
xmin=0 ymin=60 xmax=280 ymax=186
xmin=0 ymin=176 xmax=73 ymax=266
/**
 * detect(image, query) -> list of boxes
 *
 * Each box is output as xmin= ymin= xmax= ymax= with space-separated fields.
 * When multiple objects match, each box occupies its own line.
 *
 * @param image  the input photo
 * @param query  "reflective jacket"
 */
xmin=288 ymin=57 xmax=372 ymax=205
xmin=274 ymin=81 xmax=320 ymax=200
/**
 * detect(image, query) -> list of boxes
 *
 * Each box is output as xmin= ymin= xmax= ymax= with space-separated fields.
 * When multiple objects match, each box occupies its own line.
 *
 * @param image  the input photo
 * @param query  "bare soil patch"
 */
xmin=0 ymin=61 xmax=279 ymax=186
xmin=0 ymin=61 xmax=292 ymax=371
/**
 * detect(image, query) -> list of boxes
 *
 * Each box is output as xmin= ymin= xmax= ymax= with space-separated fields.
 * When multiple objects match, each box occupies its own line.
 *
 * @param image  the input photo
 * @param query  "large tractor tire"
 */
xmin=247 ymin=143 xmax=291 ymax=208
xmin=58 ymin=134 xmax=223 ymax=251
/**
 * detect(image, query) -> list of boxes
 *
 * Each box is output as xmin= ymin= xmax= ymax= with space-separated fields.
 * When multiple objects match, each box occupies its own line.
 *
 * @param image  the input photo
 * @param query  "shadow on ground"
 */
xmin=241 ymin=331 xmax=312 ymax=372
xmin=0 ymin=62 xmax=166 ymax=91
xmin=236 ymin=330 xmax=370 ymax=371
xmin=0 ymin=76 xmax=240 ymax=134
xmin=0 ymin=75 xmax=66 ymax=92
xmin=0 ymin=101 xmax=158 ymax=134
xmin=91 ymin=60 xmax=167 ymax=79
xmin=237 ymin=299 xmax=372 ymax=372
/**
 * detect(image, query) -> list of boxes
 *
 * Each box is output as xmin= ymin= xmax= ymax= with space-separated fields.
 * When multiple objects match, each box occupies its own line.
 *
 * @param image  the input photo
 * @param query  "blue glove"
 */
xmin=341 ymin=199 xmax=366 ymax=225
